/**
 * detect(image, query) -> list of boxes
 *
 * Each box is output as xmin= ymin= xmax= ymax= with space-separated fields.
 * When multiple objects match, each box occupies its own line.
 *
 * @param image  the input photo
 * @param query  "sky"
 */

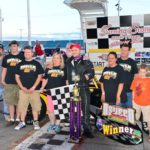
xmin=0 ymin=0 xmax=150 ymax=39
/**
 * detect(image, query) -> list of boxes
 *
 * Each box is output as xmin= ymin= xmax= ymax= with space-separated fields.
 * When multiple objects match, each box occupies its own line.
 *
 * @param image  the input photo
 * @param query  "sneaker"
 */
xmin=14 ymin=122 xmax=26 ymax=130
xmin=6 ymin=120 xmax=15 ymax=127
xmin=54 ymin=125 xmax=62 ymax=133
xmin=33 ymin=121 xmax=40 ymax=130
xmin=15 ymin=119 xmax=20 ymax=125
xmin=47 ymin=124 xmax=56 ymax=134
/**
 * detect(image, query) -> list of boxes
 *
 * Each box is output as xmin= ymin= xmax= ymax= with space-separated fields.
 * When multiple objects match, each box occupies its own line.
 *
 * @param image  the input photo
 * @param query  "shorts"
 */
xmin=133 ymin=101 xmax=150 ymax=122
xmin=18 ymin=90 xmax=41 ymax=113
xmin=4 ymin=84 xmax=19 ymax=105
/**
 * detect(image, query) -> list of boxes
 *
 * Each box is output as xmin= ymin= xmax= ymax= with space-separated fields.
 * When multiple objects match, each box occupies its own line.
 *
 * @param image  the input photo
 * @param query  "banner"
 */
xmin=96 ymin=103 xmax=143 ymax=145
xmin=85 ymin=14 xmax=150 ymax=74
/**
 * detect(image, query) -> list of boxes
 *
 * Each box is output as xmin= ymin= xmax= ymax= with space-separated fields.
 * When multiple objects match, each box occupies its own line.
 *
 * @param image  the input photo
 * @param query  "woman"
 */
xmin=40 ymin=52 xmax=67 ymax=133
xmin=100 ymin=52 xmax=127 ymax=106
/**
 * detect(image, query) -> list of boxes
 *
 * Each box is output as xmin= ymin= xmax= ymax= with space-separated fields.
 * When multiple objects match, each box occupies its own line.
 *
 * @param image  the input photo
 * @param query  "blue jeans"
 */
xmin=125 ymin=92 xmax=133 ymax=108
xmin=120 ymin=92 xmax=133 ymax=108
xmin=0 ymin=86 xmax=9 ymax=120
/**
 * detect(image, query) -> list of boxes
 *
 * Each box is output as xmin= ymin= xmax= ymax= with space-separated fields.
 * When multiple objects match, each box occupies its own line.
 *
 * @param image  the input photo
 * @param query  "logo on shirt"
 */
xmin=135 ymin=83 xmax=142 ymax=96
xmin=20 ymin=65 xmax=36 ymax=73
xmin=120 ymin=64 xmax=131 ymax=72
xmin=103 ymin=71 xmax=117 ymax=80
xmin=7 ymin=58 xmax=22 ymax=66
xmin=48 ymin=69 xmax=64 ymax=77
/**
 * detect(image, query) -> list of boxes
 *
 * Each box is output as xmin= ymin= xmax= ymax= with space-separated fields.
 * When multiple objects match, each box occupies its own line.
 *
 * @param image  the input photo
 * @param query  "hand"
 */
xmin=84 ymin=74 xmax=89 ymax=80
xmin=21 ymin=87 xmax=29 ymax=93
xmin=2 ymin=80 xmax=7 ymax=86
xmin=83 ymin=55 xmax=89 ymax=60
xmin=39 ymin=88 xmax=44 ymax=93
xmin=29 ymin=86 xmax=36 ymax=93
xmin=116 ymin=96 xmax=121 ymax=105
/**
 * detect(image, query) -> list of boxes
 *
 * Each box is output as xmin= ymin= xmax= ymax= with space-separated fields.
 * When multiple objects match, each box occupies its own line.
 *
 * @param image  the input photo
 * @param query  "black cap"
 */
xmin=0 ymin=44 xmax=4 ymax=50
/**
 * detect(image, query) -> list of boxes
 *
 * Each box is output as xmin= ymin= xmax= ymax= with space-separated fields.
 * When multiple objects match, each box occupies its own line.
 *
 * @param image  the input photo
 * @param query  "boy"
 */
xmin=1 ymin=41 xmax=24 ymax=125
xmin=131 ymin=64 xmax=150 ymax=141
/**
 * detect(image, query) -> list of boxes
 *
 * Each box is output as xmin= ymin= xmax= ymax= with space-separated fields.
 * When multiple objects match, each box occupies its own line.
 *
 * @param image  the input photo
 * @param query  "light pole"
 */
xmin=0 ymin=8 xmax=4 ymax=43
xmin=19 ymin=28 xmax=23 ymax=48
xmin=27 ymin=0 xmax=31 ymax=46
xmin=115 ymin=0 xmax=122 ymax=16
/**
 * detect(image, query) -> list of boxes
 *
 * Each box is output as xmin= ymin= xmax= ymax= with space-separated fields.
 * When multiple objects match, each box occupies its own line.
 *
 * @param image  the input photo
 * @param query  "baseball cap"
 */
xmin=70 ymin=44 xmax=81 ymax=50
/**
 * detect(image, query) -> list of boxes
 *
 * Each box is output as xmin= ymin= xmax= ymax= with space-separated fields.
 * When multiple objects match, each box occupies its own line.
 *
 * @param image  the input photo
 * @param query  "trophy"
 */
xmin=69 ymin=71 xmax=82 ymax=143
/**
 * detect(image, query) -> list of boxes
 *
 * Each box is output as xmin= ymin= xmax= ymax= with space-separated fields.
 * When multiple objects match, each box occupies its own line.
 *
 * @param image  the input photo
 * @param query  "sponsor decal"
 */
xmin=102 ymin=103 xmax=135 ymax=125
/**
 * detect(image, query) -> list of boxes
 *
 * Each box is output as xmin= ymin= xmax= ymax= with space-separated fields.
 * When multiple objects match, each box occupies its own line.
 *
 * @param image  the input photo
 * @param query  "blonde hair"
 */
xmin=139 ymin=63 xmax=148 ymax=71
xmin=47 ymin=52 xmax=64 ymax=69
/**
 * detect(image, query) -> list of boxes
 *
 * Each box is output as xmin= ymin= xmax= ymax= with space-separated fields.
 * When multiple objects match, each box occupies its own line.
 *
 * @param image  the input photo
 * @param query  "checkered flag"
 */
xmin=48 ymin=84 xmax=74 ymax=120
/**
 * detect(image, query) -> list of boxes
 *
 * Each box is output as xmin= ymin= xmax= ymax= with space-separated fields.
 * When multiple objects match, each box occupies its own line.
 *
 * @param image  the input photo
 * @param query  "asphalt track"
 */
xmin=0 ymin=101 xmax=150 ymax=150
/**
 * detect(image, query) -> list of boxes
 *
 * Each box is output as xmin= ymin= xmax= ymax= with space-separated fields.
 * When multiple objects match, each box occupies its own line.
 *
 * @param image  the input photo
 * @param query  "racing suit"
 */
xmin=66 ymin=56 xmax=95 ymax=131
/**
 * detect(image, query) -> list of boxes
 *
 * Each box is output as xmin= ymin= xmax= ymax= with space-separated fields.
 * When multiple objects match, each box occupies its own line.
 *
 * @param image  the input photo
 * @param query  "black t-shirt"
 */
xmin=2 ymin=53 xmax=24 ymax=84
xmin=100 ymin=65 xmax=127 ymax=103
xmin=44 ymin=66 xmax=67 ymax=91
xmin=118 ymin=58 xmax=138 ymax=92
xmin=16 ymin=60 xmax=44 ymax=89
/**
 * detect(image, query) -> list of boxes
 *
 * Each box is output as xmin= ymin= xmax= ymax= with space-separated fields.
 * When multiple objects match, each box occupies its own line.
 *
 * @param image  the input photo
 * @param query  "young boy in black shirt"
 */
xmin=118 ymin=43 xmax=138 ymax=108
xmin=14 ymin=46 xmax=44 ymax=130
xmin=1 ymin=40 xmax=24 ymax=125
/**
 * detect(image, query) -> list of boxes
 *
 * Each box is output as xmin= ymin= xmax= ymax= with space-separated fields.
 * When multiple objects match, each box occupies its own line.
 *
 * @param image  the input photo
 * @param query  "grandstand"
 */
xmin=2 ymin=39 xmax=84 ymax=51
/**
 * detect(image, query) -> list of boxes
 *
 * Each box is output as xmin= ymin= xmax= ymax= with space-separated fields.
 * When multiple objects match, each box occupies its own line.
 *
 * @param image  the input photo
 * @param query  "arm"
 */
xmin=100 ymin=82 xmax=105 ymax=102
xmin=116 ymin=67 xmax=126 ymax=105
xmin=29 ymin=74 xmax=42 ymax=92
xmin=1 ymin=67 xmax=7 ymax=86
xmin=133 ymin=61 xmax=138 ymax=77
xmin=116 ymin=83 xmax=124 ymax=105
xmin=41 ymin=44 xmax=44 ymax=51
xmin=40 ymin=78 xmax=48 ymax=90
xmin=100 ymin=69 xmax=105 ymax=102
xmin=15 ymin=74 xmax=28 ymax=93
xmin=66 ymin=80 xmax=69 ymax=85
xmin=84 ymin=60 xmax=95 ymax=81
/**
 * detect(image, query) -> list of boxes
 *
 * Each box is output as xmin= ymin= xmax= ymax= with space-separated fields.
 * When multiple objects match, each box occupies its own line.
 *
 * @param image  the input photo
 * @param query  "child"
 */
xmin=131 ymin=64 xmax=150 ymax=141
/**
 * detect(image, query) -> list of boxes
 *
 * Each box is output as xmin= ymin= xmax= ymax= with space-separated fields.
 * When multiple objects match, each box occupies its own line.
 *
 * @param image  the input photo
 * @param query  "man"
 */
xmin=33 ymin=40 xmax=45 ymax=59
xmin=1 ymin=41 xmax=24 ymax=125
xmin=14 ymin=46 xmax=44 ymax=130
xmin=0 ymin=44 xmax=9 ymax=120
xmin=66 ymin=44 xmax=95 ymax=138
xmin=118 ymin=43 xmax=138 ymax=108
xmin=33 ymin=40 xmax=45 ymax=67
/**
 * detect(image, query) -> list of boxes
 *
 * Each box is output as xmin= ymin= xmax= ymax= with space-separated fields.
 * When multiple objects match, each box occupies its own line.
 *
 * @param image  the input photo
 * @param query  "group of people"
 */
xmin=0 ymin=41 xmax=95 ymax=138
xmin=0 ymin=40 xmax=150 ymax=140
xmin=100 ymin=43 xmax=150 ymax=141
